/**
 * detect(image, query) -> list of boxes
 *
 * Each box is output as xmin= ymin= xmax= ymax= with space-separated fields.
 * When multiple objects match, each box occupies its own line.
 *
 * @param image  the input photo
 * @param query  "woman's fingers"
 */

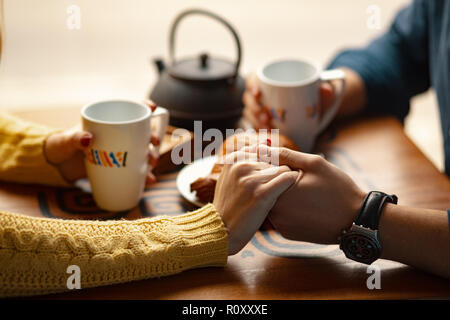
xmin=261 ymin=170 xmax=300 ymax=199
xmin=150 ymin=134 xmax=160 ymax=147
xmin=218 ymin=150 xmax=259 ymax=165
xmin=45 ymin=130 xmax=93 ymax=165
xmin=242 ymin=161 xmax=273 ymax=172
xmin=143 ymin=99 xmax=157 ymax=112
xmin=73 ymin=131 xmax=93 ymax=150
xmin=147 ymin=133 xmax=160 ymax=167
xmin=220 ymin=145 xmax=314 ymax=177
xmin=247 ymin=144 xmax=321 ymax=170
xmin=147 ymin=151 xmax=158 ymax=167
xmin=255 ymin=165 xmax=291 ymax=183
xmin=145 ymin=171 xmax=157 ymax=186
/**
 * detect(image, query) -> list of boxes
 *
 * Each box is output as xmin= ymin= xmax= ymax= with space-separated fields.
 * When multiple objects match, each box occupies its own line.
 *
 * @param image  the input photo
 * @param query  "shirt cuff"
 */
xmin=170 ymin=203 xmax=229 ymax=270
xmin=447 ymin=209 xmax=450 ymax=229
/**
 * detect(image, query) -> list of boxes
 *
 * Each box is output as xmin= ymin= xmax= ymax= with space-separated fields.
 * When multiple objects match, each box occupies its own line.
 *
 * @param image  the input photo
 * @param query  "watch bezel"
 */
xmin=339 ymin=224 xmax=381 ymax=265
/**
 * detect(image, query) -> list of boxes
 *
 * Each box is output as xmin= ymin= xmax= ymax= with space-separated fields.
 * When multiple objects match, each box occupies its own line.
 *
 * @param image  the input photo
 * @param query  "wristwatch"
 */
xmin=339 ymin=191 xmax=398 ymax=264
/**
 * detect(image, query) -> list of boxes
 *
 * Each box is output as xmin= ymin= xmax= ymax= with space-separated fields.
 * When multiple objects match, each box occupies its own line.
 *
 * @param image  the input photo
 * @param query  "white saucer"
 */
xmin=176 ymin=155 xmax=218 ymax=207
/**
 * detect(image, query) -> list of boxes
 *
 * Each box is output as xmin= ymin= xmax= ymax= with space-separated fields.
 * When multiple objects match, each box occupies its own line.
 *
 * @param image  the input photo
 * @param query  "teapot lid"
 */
xmin=169 ymin=53 xmax=236 ymax=82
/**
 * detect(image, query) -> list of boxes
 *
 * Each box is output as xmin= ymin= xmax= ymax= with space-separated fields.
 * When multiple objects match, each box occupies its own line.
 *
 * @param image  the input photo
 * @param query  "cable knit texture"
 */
xmin=0 ymin=204 xmax=228 ymax=297
xmin=0 ymin=113 xmax=228 ymax=297
xmin=0 ymin=111 xmax=69 ymax=187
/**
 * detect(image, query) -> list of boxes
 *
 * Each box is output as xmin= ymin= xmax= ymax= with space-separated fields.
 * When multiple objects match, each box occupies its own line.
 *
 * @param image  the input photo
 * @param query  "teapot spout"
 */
xmin=153 ymin=58 xmax=166 ymax=74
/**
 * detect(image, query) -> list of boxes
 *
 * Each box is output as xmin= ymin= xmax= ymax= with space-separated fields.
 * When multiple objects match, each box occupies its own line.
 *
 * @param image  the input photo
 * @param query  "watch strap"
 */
xmin=354 ymin=191 xmax=398 ymax=230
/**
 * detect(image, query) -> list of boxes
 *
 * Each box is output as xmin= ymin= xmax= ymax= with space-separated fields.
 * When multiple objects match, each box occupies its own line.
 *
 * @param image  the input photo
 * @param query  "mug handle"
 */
xmin=149 ymin=106 xmax=170 ymax=158
xmin=315 ymin=69 xmax=346 ymax=135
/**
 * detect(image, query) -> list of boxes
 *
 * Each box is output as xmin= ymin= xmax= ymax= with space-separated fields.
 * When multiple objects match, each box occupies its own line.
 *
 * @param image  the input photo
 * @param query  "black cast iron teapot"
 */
xmin=149 ymin=9 xmax=245 ymax=132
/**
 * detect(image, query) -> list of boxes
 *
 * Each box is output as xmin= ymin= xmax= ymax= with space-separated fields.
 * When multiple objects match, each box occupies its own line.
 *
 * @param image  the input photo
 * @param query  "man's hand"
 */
xmin=242 ymin=68 xmax=368 ymax=129
xmin=254 ymin=145 xmax=366 ymax=244
xmin=213 ymin=150 xmax=299 ymax=255
xmin=242 ymin=73 xmax=335 ymax=129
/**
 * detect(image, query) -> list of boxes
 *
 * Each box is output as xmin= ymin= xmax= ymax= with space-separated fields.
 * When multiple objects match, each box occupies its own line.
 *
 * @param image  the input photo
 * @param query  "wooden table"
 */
xmin=5 ymin=108 xmax=450 ymax=299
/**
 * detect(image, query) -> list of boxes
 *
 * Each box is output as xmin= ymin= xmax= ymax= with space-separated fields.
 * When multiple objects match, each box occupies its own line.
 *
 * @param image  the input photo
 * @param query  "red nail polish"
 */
xmin=81 ymin=136 xmax=92 ymax=148
xmin=266 ymin=138 xmax=272 ymax=146
xmin=252 ymin=88 xmax=261 ymax=99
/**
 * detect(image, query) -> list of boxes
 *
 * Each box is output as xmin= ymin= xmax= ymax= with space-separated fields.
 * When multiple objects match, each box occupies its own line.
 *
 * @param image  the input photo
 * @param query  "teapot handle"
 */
xmin=169 ymin=8 xmax=242 ymax=80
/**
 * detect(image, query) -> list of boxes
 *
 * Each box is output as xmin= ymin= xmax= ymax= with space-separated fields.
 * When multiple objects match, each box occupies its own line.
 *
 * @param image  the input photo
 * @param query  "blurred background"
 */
xmin=0 ymin=0 xmax=443 ymax=171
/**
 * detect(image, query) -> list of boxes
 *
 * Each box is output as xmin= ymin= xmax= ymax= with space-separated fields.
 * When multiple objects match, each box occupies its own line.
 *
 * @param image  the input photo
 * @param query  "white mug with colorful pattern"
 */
xmin=257 ymin=59 xmax=345 ymax=152
xmin=81 ymin=100 xmax=169 ymax=211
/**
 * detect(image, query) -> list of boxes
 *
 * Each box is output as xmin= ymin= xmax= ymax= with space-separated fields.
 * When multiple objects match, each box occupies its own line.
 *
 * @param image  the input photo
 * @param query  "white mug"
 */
xmin=257 ymin=59 xmax=345 ymax=152
xmin=81 ymin=99 xmax=169 ymax=211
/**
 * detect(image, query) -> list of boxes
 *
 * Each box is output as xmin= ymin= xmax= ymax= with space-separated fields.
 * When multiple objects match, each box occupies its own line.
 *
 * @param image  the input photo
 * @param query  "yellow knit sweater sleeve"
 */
xmin=0 ymin=203 xmax=228 ymax=297
xmin=0 ymin=111 xmax=69 ymax=186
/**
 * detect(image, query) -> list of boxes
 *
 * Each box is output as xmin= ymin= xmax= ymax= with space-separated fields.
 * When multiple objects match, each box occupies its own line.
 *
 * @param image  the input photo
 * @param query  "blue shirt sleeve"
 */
xmin=447 ymin=209 xmax=450 ymax=228
xmin=327 ymin=0 xmax=431 ymax=122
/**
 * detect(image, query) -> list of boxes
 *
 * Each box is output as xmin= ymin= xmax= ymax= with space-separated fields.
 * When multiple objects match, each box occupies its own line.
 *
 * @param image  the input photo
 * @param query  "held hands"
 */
xmin=212 ymin=144 xmax=365 ymax=255
xmin=257 ymin=145 xmax=366 ymax=244
xmin=213 ymin=150 xmax=299 ymax=255
xmin=44 ymin=101 xmax=160 ymax=185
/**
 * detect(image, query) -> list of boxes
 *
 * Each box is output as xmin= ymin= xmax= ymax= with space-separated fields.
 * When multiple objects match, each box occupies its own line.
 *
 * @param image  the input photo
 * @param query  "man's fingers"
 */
xmin=246 ymin=73 xmax=259 ymax=91
xmin=243 ymin=96 xmax=271 ymax=129
xmin=243 ymin=107 xmax=264 ymax=130
xmin=243 ymin=91 xmax=271 ymax=127
xmin=243 ymin=91 xmax=261 ymax=113
xmin=319 ymin=82 xmax=335 ymax=117
xmin=277 ymin=147 xmax=323 ymax=169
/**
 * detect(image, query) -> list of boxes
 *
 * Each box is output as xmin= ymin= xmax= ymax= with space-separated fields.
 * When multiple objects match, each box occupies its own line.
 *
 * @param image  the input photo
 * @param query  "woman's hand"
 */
xmin=242 ymin=73 xmax=336 ymax=129
xmin=255 ymin=145 xmax=366 ymax=244
xmin=44 ymin=101 xmax=160 ymax=185
xmin=213 ymin=150 xmax=299 ymax=255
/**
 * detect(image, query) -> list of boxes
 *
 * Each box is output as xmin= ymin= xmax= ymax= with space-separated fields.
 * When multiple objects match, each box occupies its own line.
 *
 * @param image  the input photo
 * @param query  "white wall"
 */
xmin=0 ymin=0 xmax=444 ymax=171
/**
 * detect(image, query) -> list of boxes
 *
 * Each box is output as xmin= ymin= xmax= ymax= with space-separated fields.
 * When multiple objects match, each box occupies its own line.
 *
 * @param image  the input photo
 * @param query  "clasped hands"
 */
xmin=45 ymin=117 xmax=365 ymax=256
xmin=213 ymin=144 xmax=366 ymax=255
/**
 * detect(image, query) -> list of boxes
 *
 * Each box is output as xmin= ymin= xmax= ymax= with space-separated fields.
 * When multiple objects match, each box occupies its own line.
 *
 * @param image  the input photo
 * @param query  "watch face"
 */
xmin=340 ymin=232 xmax=381 ymax=264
